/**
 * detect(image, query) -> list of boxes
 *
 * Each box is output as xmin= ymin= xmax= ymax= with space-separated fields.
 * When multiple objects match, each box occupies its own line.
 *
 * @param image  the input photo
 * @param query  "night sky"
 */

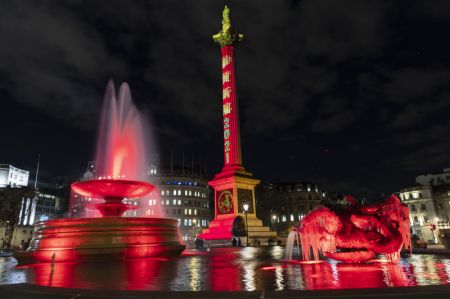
xmin=1 ymin=1 xmax=450 ymax=199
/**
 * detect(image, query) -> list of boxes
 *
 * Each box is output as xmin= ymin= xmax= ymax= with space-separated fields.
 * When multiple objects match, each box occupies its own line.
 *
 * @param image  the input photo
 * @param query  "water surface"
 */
xmin=1 ymin=247 xmax=449 ymax=291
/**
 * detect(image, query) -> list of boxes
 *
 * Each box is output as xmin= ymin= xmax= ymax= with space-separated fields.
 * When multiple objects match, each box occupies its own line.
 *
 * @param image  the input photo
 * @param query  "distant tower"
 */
xmin=199 ymin=6 xmax=276 ymax=244
xmin=81 ymin=161 xmax=96 ymax=181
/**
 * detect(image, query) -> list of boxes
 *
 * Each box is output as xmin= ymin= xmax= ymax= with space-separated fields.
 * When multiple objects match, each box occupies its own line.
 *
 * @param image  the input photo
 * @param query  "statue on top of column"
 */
xmin=213 ymin=5 xmax=244 ymax=47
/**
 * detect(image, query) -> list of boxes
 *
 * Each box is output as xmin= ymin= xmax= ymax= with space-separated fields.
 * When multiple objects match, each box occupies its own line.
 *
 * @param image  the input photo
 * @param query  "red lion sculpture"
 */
xmin=297 ymin=195 xmax=411 ymax=263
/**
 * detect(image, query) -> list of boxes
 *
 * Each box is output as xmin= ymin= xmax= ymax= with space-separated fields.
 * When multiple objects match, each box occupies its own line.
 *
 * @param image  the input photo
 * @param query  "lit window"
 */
xmin=282 ymin=215 xmax=286 ymax=222
xmin=290 ymin=214 xmax=294 ymax=221
xmin=165 ymin=190 xmax=169 ymax=196
xmin=184 ymin=219 xmax=188 ymax=226
xmin=165 ymin=199 xmax=170 ymax=205
xmin=184 ymin=209 xmax=187 ymax=215
xmin=185 ymin=190 xmax=188 ymax=196
xmin=161 ymin=200 xmax=165 ymax=206
xmin=194 ymin=209 xmax=197 ymax=215
xmin=173 ymin=190 xmax=177 ymax=196
xmin=178 ymin=199 xmax=181 ymax=205
xmin=189 ymin=191 xmax=192 ymax=196
xmin=307 ymin=186 xmax=311 ymax=192
xmin=178 ymin=190 xmax=181 ymax=195
xmin=189 ymin=209 xmax=192 ymax=215
xmin=173 ymin=199 xmax=177 ymax=205
xmin=189 ymin=219 xmax=192 ymax=226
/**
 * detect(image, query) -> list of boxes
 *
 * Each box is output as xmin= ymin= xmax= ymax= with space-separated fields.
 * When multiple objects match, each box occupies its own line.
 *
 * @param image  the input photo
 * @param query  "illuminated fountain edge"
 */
xmin=13 ymin=179 xmax=185 ymax=265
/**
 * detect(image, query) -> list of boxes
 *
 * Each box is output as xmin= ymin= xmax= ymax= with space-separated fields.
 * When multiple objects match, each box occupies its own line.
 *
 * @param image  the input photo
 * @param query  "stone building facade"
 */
xmin=256 ymin=180 xmax=325 ymax=237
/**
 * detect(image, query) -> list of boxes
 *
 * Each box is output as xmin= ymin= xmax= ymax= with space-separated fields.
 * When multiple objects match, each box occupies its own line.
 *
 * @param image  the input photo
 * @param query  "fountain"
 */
xmin=13 ymin=81 xmax=185 ymax=265
xmin=286 ymin=194 xmax=411 ymax=263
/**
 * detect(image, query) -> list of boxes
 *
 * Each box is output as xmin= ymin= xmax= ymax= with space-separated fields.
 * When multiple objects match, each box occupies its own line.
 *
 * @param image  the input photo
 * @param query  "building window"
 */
xmin=173 ymin=190 xmax=177 ymax=196
xmin=411 ymin=204 xmax=416 ymax=212
xmin=423 ymin=216 xmax=429 ymax=223
xmin=420 ymin=204 xmax=426 ymax=211
xmin=178 ymin=190 xmax=181 ymax=196
xmin=290 ymin=214 xmax=294 ymax=222
xmin=282 ymin=215 xmax=286 ymax=222
xmin=178 ymin=199 xmax=181 ymax=205
xmin=189 ymin=209 xmax=192 ymax=215
xmin=194 ymin=209 xmax=197 ymax=215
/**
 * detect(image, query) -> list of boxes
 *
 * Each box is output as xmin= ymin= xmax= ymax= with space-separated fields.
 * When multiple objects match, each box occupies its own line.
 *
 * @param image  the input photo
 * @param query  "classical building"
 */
xmin=399 ymin=185 xmax=437 ymax=243
xmin=199 ymin=6 xmax=276 ymax=245
xmin=416 ymin=168 xmax=450 ymax=186
xmin=0 ymin=164 xmax=29 ymax=188
xmin=256 ymin=181 xmax=325 ymax=237
xmin=0 ymin=163 xmax=63 ymax=249
xmin=148 ymin=163 xmax=211 ymax=242
xmin=400 ymin=168 xmax=450 ymax=244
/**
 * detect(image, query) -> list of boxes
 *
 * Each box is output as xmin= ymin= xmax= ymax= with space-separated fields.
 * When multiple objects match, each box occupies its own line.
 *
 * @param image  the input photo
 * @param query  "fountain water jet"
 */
xmin=14 ymin=81 xmax=185 ymax=265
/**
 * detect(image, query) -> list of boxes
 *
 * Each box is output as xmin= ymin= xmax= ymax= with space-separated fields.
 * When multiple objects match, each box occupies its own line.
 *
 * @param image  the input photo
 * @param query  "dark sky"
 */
xmin=1 ymin=0 xmax=450 ymax=198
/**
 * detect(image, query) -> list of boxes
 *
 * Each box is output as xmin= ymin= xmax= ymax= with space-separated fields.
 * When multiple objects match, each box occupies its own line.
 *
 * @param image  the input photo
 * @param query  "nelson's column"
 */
xmin=199 ymin=6 xmax=277 ymax=245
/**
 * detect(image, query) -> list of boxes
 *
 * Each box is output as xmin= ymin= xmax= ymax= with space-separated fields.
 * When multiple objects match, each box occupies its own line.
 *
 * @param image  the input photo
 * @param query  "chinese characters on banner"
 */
xmin=222 ymin=49 xmax=232 ymax=165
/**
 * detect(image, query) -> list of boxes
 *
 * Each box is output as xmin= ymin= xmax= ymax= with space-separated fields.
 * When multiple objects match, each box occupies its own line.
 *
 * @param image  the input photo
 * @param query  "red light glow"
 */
xmin=298 ymin=195 xmax=411 ymax=263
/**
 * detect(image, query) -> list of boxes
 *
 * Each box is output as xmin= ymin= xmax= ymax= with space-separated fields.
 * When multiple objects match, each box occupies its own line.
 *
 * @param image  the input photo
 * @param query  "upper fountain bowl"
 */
xmin=71 ymin=179 xmax=154 ymax=199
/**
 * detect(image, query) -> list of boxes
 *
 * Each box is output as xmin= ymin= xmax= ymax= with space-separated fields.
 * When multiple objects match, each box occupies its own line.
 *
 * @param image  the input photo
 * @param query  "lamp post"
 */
xmin=272 ymin=214 xmax=277 ymax=231
xmin=243 ymin=203 xmax=249 ymax=246
xmin=434 ymin=217 xmax=440 ymax=244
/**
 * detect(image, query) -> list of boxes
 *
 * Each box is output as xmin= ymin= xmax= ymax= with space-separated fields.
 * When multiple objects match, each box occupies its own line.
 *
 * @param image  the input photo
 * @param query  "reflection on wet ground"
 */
xmin=1 ymin=247 xmax=449 ymax=291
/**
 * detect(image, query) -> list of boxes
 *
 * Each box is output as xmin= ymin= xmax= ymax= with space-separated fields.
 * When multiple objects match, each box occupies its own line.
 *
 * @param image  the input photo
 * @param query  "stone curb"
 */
xmin=2 ymin=283 xmax=450 ymax=299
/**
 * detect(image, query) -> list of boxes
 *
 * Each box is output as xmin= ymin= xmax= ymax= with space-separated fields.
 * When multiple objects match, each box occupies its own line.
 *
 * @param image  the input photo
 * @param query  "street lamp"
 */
xmin=243 ymin=203 xmax=249 ymax=246
xmin=272 ymin=214 xmax=277 ymax=231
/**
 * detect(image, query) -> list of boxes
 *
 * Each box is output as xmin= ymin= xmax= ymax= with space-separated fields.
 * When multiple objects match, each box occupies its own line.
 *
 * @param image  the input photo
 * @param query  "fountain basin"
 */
xmin=13 ymin=217 xmax=185 ymax=265
xmin=71 ymin=179 xmax=154 ymax=199
xmin=71 ymin=179 xmax=155 ymax=217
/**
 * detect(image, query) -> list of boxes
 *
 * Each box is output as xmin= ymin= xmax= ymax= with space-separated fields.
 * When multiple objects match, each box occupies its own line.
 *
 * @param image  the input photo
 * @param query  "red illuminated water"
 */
xmin=95 ymin=81 xmax=148 ymax=181
xmin=3 ymin=248 xmax=450 ymax=290
xmin=13 ymin=81 xmax=181 ymax=265
xmin=69 ymin=80 xmax=161 ymax=218
xmin=71 ymin=179 xmax=154 ymax=217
